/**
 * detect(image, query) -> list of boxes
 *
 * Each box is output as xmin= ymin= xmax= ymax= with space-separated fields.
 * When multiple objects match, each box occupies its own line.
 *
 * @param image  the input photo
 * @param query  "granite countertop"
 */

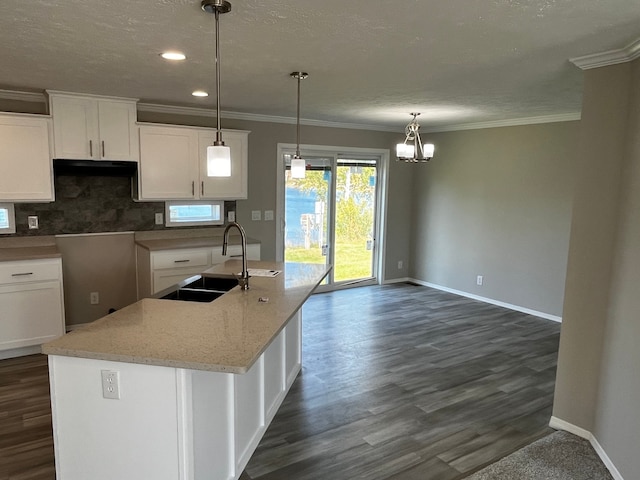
xmin=42 ymin=260 xmax=330 ymax=374
xmin=135 ymin=235 xmax=260 ymax=252
xmin=0 ymin=236 xmax=61 ymax=261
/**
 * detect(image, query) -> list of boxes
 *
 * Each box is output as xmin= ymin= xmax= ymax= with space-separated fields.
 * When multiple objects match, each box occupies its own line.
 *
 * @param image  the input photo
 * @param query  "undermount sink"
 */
xmin=182 ymin=275 xmax=239 ymax=293
xmin=155 ymin=275 xmax=239 ymax=303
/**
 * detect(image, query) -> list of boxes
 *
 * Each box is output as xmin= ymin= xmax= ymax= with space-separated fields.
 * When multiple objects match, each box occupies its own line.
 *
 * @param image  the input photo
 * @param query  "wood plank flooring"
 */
xmin=0 ymin=283 xmax=560 ymax=480
xmin=240 ymin=283 xmax=560 ymax=479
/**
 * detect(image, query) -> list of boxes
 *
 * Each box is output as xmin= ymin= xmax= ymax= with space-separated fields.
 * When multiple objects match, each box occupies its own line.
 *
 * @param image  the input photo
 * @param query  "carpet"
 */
xmin=464 ymin=431 xmax=613 ymax=480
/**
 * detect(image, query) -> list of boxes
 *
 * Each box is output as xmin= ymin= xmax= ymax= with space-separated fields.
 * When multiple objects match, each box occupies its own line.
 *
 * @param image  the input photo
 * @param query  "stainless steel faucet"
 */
xmin=222 ymin=221 xmax=249 ymax=290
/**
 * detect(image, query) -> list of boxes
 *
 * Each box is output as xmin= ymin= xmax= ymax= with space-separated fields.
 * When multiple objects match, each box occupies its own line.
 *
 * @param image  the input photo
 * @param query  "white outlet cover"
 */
xmin=101 ymin=370 xmax=120 ymax=400
xmin=228 ymin=211 xmax=236 ymax=222
xmin=155 ymin=213 xmax=163 ymax=225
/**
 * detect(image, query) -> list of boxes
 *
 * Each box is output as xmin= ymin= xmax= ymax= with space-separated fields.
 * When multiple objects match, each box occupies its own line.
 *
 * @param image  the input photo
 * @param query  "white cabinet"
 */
xmin=0 ymin=113 xmax=54 ymax=202
xmin=199 ymin=130 xmax=248 ymax=199
xmin=0 ymin=258 xmax=65 ymax=353
xmin=138 ymin=124 xmax=249 ymax=201
xmin=138 ymin=125 xmax=198 ymax=200
xmin=48 ymin=91 xmax=139 ymax=162
xmin=136 ymin=243 xmax=261 ymax=297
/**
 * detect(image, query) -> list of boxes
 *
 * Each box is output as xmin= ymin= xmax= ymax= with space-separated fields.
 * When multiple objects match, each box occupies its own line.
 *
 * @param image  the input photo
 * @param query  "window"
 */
xmin=165 ymin=201 xmax=224 ymax=227
xmin=0 ymin=203 xmax=16 ymax=234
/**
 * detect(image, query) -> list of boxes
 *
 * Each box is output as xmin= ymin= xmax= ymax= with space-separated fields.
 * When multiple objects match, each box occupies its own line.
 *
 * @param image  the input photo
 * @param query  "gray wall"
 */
xmin=409 ymin=122 xmax=578 ymax=317
xmin=553 ymin=59 xmax=640 ymax=478
xmin=552 ymin=63 xmax=631 ymax=431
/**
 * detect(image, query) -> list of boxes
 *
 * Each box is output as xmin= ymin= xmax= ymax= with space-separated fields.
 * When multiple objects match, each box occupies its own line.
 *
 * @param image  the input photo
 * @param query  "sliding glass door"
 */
xmin=279 ymin=146 xmax=386 ymax=291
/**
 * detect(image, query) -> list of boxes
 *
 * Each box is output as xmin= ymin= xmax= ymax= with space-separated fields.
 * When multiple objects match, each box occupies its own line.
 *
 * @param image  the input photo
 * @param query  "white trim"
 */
xmin=383 ymin=277 xmax=412 ymax=284
xmin=549 ymin=416 xmax=625 ymax=480
xmin=0 ymin=345 xmax=42 ymax=359
xmin=423 ymin=113 xmax=581 ymax=133
xmin=570 ymin=37 xmax=640 ymax=70
xmin=549 ymin=416 xmax=592 ymax=439
xmin=411 ymin=279 xmax=562 ymax=322
xmin=0 ymin=90 xmax=582 ymax=134
xmin=0 ymin=89 xmax=45 ymax=103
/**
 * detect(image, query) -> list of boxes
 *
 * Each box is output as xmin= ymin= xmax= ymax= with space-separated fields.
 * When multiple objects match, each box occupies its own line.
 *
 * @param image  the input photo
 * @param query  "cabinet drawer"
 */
xmin=152 ymin=249 xmax=209 ymax=270
xmin=0 ymin=260 xmax=61 ymax=285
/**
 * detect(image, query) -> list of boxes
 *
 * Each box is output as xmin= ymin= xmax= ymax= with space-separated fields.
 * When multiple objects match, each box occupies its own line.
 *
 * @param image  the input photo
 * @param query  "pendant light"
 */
xmin=290 ymin=72 xmax=308 ymax=179
xmin=202 ymin=0 xmax=232 ymax=177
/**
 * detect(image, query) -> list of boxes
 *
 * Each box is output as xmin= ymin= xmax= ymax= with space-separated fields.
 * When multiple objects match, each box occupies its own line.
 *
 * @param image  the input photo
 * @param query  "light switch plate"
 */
xmin=264 ymin=210 xmax=274 ymax=221
xmin=251 ymin=210 xmax=261 ymax=221
xmin=27 ymin=216 xmax=38 ymax=229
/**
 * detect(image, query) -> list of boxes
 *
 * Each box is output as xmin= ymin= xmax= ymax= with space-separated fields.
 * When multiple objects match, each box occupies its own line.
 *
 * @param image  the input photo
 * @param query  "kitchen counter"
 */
xmin=42 ymin=260 xmax=329 ymax=373
xmin=134 ymin=228 xmax=259 ymax=251
xmin=0 ymin=235 xmax=61 ymax=261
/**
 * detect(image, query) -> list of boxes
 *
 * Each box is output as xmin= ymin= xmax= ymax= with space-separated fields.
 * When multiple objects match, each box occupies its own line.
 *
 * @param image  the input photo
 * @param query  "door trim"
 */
xmin=276 ymin=143 xmax=390 ymax=289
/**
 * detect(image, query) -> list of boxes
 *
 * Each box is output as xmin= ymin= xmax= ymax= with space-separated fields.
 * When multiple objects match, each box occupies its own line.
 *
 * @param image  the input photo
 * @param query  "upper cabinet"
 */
xmin=48 ymin=91 xmax=139 ymax=162
xmin=0 ymin=113 xmax=54 ymax=202
xmin=138 ymin=124 xmax=249 ymax=201
xmin=198 ymin=130 xmax=248 ymax=200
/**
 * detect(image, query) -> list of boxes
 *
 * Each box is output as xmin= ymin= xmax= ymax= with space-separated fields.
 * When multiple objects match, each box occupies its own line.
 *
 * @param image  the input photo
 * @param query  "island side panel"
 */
xmin=48 ymin=355 xmax=189 ymax=480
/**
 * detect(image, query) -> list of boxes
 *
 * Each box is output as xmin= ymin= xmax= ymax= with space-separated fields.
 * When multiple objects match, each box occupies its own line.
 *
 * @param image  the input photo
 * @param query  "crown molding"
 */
xmin=0 ymin=89 xmax=45 ymax=103
xmin=423 ymin=112 xmax=581 ymax=133
xmin=570 ymin=37 xmax=640 ymax=70
xmin=0 ymin=92 xmax=580 ymax=134
xmin=137 ymin=102 xmax=399 ymax=132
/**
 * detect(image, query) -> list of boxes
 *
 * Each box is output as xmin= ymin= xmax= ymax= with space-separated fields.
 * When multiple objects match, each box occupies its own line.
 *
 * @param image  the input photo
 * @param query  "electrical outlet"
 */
xmin=264 ymin=210 xmax=274 ymax=221
xmin=398 ymin=260 xmax=403 ymax=269
xmin=155 ymin=213 xmax=163 ymax=225
xmin=27 ymin=216 xmax=38 ymax=229
xmin=251 ymin=210 xmax=261 ymax=221
xmin=101 ymin=370 xmax=120 ymax=400
xmin=90 ymin=292 xmax=99 ymax=304
xmin=477 ymin=275 xmax=484 ymax=286
xmin=228 ymin=211 xmax=235 ymax=222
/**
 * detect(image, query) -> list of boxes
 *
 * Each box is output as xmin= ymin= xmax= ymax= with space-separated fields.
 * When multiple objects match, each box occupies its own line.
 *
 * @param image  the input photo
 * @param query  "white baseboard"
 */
xmin=549 ymin=416 xmax=625 ymax=480
xmin=0 ymin=345 xmax=42 ymax=360
xmin=383 ymin=277 xmax=411 ymax=284
xmin=410 ymin=279 xmax=562 ymax=322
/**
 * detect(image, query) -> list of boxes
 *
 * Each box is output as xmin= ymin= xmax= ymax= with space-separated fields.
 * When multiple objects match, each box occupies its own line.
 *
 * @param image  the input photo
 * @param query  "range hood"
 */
xmin=53 ymin=159 xmax=137 ymax=177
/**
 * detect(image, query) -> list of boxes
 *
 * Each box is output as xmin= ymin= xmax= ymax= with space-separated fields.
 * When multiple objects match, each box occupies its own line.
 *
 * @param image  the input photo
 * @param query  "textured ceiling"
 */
xmin=0 ymin=0 xmax=639 ymax=131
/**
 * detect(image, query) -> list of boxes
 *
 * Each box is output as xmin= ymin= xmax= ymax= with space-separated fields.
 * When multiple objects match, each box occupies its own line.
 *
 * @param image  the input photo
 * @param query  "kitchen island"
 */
xmin=42 ymin=260 xmax=329 ymax=480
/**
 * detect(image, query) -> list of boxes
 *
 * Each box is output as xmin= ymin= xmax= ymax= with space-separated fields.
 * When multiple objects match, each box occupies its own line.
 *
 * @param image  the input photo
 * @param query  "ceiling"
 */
xmin=0 ymin=0 xmax=639 ymax=132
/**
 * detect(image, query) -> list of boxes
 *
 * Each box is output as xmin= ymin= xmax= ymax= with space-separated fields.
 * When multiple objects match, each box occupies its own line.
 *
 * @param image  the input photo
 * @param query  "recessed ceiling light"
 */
xmin=192 ymin=90 xmax=209 ymax=97
xmin=161 ymin=52 xmax=186 ymax=61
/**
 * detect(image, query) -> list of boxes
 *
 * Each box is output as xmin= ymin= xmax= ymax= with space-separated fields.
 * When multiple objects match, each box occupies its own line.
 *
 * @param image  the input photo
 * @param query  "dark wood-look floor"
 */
xmin=0 ymin=283 xmax=560 ymax=480
xmin=0 ymin=354 xmax=54 ymax=480
xmin=240 ymin=283 xmax=560 ymax=480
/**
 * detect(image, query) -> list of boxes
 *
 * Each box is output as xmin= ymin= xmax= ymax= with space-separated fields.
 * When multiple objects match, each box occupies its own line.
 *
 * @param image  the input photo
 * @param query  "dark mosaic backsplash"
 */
xmin=12 ymin=174 xmax=235 ymax=236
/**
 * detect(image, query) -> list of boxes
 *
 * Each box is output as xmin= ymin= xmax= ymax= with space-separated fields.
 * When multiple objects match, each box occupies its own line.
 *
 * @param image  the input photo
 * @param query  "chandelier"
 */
xmin=396 ymin=113 xmax=435 ymax=162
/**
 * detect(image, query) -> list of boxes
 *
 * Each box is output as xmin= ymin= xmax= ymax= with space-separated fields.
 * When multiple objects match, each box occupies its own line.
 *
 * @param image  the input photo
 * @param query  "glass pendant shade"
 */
xmin=291 ymin=156 xmax=306 ymax=179
xmin=423 ymin=143 xmax=435 ymax=158
xmin=207 ymin=145 xmax=231 ymax=177
xmin=396 ymin=143 xmax=415 ymax=159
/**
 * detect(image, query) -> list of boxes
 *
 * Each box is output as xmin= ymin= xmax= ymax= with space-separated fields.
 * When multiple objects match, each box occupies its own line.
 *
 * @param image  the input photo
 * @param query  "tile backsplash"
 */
xmin=12 ymin=174 xmax=235 ymax=236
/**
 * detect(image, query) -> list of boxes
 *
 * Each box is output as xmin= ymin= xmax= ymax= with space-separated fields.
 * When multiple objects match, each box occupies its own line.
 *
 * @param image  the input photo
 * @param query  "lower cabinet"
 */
xmin=136 ymin=243 xmax=261 ymax=298
xmin=47 ymin=311 xmax=303 ymax=480
xmin=0 ymin=258 xmax=65 ymax=355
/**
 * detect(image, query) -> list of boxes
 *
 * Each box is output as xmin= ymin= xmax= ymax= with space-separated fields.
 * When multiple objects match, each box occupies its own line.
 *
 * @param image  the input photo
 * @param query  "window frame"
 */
xmin=0 ymin=203 xmax=16 ymax=234
xmin=164 ymin=200 xmax=224 ymax=228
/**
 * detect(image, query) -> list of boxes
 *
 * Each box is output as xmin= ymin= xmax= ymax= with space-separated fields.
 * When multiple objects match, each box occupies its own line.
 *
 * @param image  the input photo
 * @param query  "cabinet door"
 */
xmin=0 ymin=114 xmax=54 ymax=202
xmin=139 ymin=126 xmax=198 ymax=200
xmin=0 ymin=281 xmax=64 ymax=351
xmin=50 ymin=95 xmax=98 ymax=159
xmin=199 ymin=130 xmax=248 ymax=199
xmin=97 ymin=100 xmax=139 ymax=161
